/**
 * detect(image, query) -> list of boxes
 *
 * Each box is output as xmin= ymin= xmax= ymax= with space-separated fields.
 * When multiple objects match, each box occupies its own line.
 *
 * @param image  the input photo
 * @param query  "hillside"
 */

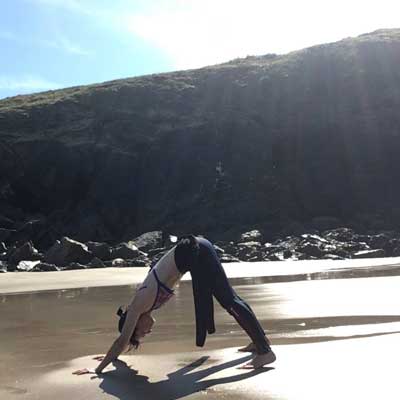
xmin=1 ymin=29 xmax=400 ymax=247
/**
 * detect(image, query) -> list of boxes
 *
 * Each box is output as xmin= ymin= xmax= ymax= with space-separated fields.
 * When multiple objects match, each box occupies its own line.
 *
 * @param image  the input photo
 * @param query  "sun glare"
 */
xmin=124 ymin=0 xmax=400 ymax=69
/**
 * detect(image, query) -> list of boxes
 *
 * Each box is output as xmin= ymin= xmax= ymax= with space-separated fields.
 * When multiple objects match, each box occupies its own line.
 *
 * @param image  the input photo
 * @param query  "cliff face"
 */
xmin=1 ymin=29 xmax=400 ymax=247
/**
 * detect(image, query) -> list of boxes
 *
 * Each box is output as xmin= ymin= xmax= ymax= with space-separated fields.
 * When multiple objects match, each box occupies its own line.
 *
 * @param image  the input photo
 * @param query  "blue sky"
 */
xmin=1 ymin=0 xmax=399 ymax=99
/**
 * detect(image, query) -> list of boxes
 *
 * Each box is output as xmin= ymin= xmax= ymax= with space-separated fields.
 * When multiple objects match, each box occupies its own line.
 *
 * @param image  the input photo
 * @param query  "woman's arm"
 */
xmin=95 ymin=300 xmax=142 ymax=373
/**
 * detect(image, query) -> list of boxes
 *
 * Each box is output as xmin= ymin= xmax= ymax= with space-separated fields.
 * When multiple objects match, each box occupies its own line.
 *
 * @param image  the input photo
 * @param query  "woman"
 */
xmin=73 ymin=235 xmax=276 ymax=375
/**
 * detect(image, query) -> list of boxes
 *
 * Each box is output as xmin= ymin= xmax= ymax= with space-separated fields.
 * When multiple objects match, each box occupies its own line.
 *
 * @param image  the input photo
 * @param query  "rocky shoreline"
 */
xmin=1 ymin=228 xmax=400 ymax=273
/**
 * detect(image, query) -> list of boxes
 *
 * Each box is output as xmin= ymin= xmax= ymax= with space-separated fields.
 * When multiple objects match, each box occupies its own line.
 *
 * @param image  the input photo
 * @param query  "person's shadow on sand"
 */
xmin=96 ymin=354 xmax=273 ymax=400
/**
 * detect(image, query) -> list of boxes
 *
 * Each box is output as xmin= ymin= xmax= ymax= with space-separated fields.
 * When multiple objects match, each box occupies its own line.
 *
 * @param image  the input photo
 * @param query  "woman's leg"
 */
xmin=197 ymin=238 xmax=272 ymax=355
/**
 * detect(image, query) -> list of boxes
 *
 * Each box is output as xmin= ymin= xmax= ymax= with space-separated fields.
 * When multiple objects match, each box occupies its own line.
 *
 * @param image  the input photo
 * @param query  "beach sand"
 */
xmin=1 ymin=258 xmax=400 ymax=399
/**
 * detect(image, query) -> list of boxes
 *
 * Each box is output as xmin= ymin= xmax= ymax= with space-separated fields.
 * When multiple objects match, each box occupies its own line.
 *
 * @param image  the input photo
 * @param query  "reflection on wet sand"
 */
xmin=1 ymin=261 xmax=400 ymax=399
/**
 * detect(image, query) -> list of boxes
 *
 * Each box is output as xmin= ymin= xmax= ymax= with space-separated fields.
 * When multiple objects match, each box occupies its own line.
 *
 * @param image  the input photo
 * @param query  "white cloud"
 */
xmin=40 ymin=37 xmax=92 ymax=56
xmin=0 ymin=75 xmax=62 ymax=92
xmin=1 ymin=29 xmax=91 ymax=56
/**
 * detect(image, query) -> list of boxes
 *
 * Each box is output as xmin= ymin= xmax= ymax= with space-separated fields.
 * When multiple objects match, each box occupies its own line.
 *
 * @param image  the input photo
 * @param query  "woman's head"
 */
xmin=117 ymin=307 xmax=155 ymax=349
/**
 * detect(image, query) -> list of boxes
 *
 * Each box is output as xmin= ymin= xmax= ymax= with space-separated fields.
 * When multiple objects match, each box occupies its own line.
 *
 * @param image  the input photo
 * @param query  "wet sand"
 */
xmin=1 ymin=259 xmax=400 ymax=399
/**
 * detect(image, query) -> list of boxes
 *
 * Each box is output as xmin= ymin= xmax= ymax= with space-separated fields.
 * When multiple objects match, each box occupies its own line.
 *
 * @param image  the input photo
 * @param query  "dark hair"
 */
xmin=116 ymin=306 xmax=140 ymax=350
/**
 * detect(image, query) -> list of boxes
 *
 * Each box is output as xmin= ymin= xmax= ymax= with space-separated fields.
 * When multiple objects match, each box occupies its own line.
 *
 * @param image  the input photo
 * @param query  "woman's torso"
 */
xmin=133 ymin=247 xmax=182 ymax=312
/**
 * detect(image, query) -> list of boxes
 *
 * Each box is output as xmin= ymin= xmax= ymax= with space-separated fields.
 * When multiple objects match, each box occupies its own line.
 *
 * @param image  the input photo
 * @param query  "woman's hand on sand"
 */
xmin=93 ymin=355 xmax=105 ymax=361
xmin=72 ymin=368 xmax=96 ymax=375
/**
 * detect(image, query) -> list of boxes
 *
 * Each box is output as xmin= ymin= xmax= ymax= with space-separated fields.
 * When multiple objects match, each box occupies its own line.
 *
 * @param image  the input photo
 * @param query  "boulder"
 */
xmin=323 ymin=228 xmax=356 ymax=242
xmin=297 ymin=243 xmax=325 ymax=258
xmin=393 ymin=247 xmax=400 ymax=257
xmin=352 ymin=249 xmax=386 ymax=259
xmin=0 ymin=242 xmax=6 ymax=252
xmin=240 ymin=230 xmax=262 ymax=242
xmin=111 ymin=243 xmax=141 ymax=259
xmin=16 ymin=260 xmax=40 ymax=272
xmin=44 ymin=237 xmax=93 ymax=267
xmin=129 ymin=231 xmax=165 ymax=252
xmin=111 ymin=258 xmax=128 ymax=268
xmin=8 ymin=242 xmax=41 ymax=265
xmin=87 ymin=257 xmax=106 ymax=269
xmin=86 ymin=241 xmax=112 ymax=260
xmin=31 ymin=262 xmax=59 ymax=272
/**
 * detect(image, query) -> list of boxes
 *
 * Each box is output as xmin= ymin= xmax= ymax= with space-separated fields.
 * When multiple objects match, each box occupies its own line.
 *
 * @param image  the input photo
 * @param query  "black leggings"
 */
xmin=179 ymin=237 xmax=271 ymax=354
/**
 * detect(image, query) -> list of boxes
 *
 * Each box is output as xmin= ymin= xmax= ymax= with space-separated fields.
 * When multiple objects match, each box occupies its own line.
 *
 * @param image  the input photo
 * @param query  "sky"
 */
xmin=0 ymin=0 xmax=399 ymax=99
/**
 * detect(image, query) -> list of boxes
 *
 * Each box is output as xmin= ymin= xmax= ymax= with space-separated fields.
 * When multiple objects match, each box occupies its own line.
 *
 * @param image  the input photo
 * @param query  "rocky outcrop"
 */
xmin=44 ymin=237 xmax=93 ymax=267
xmin=2 ymin=227 xmax=399 ymax=273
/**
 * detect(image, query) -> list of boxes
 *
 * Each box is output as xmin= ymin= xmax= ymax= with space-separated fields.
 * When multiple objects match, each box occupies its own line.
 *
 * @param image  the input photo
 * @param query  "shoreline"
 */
xmin=1 ymin=257 xmax=400 ymax=295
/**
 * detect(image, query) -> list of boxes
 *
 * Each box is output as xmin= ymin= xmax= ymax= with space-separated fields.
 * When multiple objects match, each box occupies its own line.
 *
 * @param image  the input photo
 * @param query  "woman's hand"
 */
xmin=72 ymin=368 xmax=96 ymax=375
xmin=93 ymin=355 xmax=105 ymax=361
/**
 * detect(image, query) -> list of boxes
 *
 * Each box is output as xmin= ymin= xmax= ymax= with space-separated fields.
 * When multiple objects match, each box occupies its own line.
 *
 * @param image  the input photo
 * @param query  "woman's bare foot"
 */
xmin=237 ymin=342 xmax=256 ymax=353
xmin=238 ymin=350 xmax=276 ymax=369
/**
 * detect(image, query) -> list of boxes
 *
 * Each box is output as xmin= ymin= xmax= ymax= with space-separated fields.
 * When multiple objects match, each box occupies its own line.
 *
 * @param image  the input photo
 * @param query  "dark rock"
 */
xmin=31 ymin=262 xmax=59 ymax=272
xmin=129 ymin=231 xmax=164 ymax=252
xmin=0 ymin=242 xmax=6 ymax=252
xmin=283 ymin=249 xmax=292 ymax=259
xmin=268 ymin=252 xmax=285 ymax=261
xmin=352 ymin=249 xmax=386 ymax=259
xmin=323 ymin=228 xmax=356 ymax=242
xmin=8 ymin=241 xmax=41 ymax=265
xmin=235 ymin=241 xmax=262 ymax=260
xmin=111 ymin=243 xmax=141 ymax=259
xmin=240 ymin=230 xmax=262 ymax=242
xmin=44 ymin=237 xmax=93 ymax=267
xmin=297 ymin=243 xmax=325 ymax=258
xmin=86 ymin=241 xmax=112 ymax=261
xmin=0 ymin=261 xmax=7 ymax=272
xmin=129 ymin=258 xmax=149 ymax=267
xmin=300 ymin=234 xmax=328 ymax=244
xmin=110 ymin=258 xmax=128 ymax=268
xmin=393 ymin=247 xmax=400 ymax=257
xmin=87 ymin=257 xmax=106 ymax=268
